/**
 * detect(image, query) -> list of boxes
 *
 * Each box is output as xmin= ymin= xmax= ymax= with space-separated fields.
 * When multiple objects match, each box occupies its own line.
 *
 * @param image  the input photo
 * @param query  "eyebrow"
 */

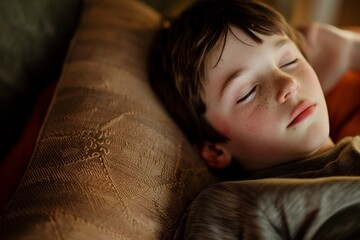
xmin=275 ymin=37 xmax=291 ymax=48
xmin=218 ymin=37 xmax=291 ymax=98
xmin=219 ymin=67 xmax=247 ymax=98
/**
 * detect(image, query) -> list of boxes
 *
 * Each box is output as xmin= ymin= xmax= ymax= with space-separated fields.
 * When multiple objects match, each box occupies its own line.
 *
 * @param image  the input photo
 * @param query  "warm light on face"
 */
xmin=203 ymin=27 xmax=331 ymax=171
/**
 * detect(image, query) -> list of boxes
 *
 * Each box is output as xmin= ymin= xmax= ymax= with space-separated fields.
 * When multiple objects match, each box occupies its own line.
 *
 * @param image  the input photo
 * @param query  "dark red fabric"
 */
xmin=0 ymin=83 xmax=55 ymax=214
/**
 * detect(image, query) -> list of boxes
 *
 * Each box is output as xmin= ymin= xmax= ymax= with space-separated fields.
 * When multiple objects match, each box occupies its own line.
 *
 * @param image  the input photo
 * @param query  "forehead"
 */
xmin=206 ymin=27 xmax=250 ymax=69
xmin=207 ymin=26 xmax=289 ymax=68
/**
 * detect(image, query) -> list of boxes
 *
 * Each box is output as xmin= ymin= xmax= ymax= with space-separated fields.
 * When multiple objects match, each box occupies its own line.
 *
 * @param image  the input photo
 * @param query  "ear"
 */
xmin=198 ymin=142 xmax=232 ymax=169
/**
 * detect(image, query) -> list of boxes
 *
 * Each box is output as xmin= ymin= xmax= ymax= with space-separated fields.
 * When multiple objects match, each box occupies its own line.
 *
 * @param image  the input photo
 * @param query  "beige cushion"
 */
xmin=0 ymin=0 xmax=217 ymax=239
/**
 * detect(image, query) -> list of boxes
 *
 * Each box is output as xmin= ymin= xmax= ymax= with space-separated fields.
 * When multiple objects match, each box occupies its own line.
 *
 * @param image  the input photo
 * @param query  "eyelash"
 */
xmin=281 ymin=58 xmax=298 ymax=68
xmin=236 ymin=85 xmax=257 ymax=104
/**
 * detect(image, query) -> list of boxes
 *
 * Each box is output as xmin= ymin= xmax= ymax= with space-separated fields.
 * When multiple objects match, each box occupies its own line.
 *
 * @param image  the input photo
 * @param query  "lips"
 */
xmin=287 ymin=100 xmax=316 ymax=128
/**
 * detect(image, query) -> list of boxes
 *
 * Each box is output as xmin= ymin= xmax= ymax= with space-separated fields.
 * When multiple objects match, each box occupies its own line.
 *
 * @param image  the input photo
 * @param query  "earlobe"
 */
xmin=199 ymin=142 xmax=232 ymax=169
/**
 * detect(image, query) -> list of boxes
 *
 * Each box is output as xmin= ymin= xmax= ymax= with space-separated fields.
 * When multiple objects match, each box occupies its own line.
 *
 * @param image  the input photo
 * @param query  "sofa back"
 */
xmin=0 ymin=0 xmax=217 ymax=239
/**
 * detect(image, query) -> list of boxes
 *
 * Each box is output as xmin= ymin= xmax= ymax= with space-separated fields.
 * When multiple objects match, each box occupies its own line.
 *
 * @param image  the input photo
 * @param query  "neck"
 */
xmin=311 ymin=136 xmax=335 ymax=158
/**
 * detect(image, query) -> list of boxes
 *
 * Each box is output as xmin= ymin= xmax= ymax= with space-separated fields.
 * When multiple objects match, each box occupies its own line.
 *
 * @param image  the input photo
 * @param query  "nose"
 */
xmin=276 ymin=72 xmax=300 ymax=103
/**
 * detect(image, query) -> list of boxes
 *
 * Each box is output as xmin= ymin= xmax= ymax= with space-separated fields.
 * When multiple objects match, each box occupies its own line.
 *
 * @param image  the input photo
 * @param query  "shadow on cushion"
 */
xmin=0 ymin=0 xmax=82 ymax=160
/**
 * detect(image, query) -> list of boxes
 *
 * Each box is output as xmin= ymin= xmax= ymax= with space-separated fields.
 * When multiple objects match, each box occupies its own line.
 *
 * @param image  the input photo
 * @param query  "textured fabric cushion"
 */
xmin=0 ymin=0 xmax=217 ymax=239
xmin=0 ymin=0 xmax=82 ymax=159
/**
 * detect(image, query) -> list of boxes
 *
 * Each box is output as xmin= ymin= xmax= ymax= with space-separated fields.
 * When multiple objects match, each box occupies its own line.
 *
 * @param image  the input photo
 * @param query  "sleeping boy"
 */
xmin=149 ymin=0 xmax=360 ymax=179
xmin=149 ymin=0 xmax=360 ymax=238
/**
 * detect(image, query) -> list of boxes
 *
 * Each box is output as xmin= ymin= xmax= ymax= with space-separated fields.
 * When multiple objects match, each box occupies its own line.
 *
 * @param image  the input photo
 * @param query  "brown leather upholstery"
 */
xmin=0 ymin=0 xmax=217 ymax=239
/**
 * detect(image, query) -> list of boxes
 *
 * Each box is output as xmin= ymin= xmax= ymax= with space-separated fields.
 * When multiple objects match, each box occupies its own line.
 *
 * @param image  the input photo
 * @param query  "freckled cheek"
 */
xmin=235 ymin=88 xmax=275 ymax=136
xmin=257 ymin=83 xmax=272 ymax=109
xmin=297 ymin=63 xmax=319 ymax=87
xmin=247 ymin=106 xmax=273 ymax=133
xmin=297 ymin=71 xmax=322 ymax=101
xmin=249 ymin=84 xmax=278 ymax=131
xmin=207 ymin=83 xmax=276 ymax=140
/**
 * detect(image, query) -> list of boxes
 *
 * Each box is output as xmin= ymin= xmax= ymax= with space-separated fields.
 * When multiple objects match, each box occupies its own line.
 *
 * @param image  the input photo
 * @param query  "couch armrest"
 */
xmin=0 ymin=0 xmax=217 ymax=239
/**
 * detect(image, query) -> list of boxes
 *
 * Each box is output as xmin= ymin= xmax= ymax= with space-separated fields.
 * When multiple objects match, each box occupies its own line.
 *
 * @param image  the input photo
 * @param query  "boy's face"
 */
xmin=203 ymin=27 xmax=330 ymax=171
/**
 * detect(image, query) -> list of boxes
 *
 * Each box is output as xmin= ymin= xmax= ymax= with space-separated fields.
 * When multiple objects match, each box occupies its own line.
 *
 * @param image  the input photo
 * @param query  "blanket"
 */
xmin=175 ymin=177 xmax=360 ymax=239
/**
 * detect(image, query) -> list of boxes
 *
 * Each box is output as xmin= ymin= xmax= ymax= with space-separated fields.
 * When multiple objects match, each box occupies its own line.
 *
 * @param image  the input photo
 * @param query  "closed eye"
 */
xmin=281 ymin=58 xmax=298 ymax=68
xmin=236 ymin=86 xmax=257 ymax=104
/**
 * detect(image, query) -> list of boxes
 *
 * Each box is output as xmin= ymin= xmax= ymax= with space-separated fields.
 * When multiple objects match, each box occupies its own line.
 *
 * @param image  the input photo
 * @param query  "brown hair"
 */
xmin=149 ymin=0 xmax=300 ymax=144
